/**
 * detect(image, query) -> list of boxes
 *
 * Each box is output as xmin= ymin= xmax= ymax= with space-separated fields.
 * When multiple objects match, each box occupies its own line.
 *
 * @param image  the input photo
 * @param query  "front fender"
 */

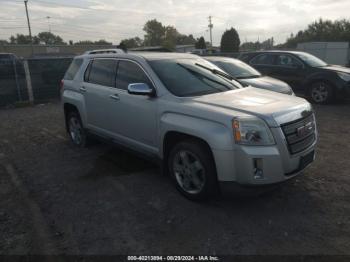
xmin=159 ymin=112 xmax=233 ymax=158
xmin=302 ymin=71 xmax=341 ymax=91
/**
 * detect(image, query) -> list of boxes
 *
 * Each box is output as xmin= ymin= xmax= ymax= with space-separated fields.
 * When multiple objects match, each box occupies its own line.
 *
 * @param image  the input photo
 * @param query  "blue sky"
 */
xmin=0 ymin=0 xmax=349 ymax=45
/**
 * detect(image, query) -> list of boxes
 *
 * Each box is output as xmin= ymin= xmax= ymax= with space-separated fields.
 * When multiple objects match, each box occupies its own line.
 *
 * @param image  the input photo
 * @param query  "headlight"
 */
xmin=337 ymin=72 xmax=350 ymax=82
xmin=232 ymin=117 xmax=275 ymax=146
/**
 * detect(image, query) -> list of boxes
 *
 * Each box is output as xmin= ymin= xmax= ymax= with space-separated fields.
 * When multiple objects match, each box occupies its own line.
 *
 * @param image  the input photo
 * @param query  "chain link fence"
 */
xmin=0 ymin=56 xmax=73 ymax=107
xmin=0 ymin=56 xmax=27 ymax=106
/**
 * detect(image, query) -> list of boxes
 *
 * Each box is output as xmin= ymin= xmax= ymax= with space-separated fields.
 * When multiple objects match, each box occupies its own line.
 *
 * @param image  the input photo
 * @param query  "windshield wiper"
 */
xmin=194 ymin=63 xmax=246 ymax=86
xmin=177 ymin=63 xmax=230 ymax=92
xmin=236 ymin=75 xmax=261 ymax=80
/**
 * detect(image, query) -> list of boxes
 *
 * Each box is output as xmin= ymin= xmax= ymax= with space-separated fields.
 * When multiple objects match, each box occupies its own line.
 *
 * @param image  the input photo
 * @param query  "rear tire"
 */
xmin=168 ymin=140 xmax=219 ymax=201
xmin=308 ymin=81 xmax=334 ymax=104
xmin=66 ymin=111 xmax=89 ymax=147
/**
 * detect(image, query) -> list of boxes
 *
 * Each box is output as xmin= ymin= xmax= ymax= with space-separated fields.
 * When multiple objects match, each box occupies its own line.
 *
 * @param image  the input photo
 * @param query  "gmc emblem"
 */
xmin=297 ymin=122 xmax=313 ymax=137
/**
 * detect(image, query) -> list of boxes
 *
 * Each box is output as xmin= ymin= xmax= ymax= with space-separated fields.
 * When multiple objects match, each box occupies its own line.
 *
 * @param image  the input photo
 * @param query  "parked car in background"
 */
xmin=62 ymin=49 xmax=317 ymax=200
xmin=204 ymin=56 xmax=294 ymax=95
xmin=239 ymin=51 xmax=350 ymax=104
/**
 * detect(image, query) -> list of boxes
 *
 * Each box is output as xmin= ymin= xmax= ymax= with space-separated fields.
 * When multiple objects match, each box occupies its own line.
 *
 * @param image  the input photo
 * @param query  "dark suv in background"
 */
xmin=239 ymin=51 xmax=350 ymax=104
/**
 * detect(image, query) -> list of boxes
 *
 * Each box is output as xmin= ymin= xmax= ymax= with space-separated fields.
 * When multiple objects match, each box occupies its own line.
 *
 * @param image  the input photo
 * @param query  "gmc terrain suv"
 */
xmin=62 ymin=49 xmax=318 ymax=200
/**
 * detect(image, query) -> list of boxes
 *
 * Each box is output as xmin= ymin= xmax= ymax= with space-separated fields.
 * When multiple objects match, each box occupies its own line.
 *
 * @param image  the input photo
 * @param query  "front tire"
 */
xmin=168 ymin=140 xmax=219 ymax=201
xmin=309 ymin=81 xmax=334 ymax=104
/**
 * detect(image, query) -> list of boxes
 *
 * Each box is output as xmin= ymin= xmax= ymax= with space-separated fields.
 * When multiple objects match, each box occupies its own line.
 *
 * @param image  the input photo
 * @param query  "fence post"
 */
xmin=23 ymin=60 xmax=34 ymax=104
xmin=12 ymin=57 xmax=22 ymax=101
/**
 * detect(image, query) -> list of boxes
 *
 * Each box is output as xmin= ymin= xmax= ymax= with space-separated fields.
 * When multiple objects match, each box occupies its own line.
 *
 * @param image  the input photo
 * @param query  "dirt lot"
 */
xmin=0 ymin=102 xmax=349 ymax=256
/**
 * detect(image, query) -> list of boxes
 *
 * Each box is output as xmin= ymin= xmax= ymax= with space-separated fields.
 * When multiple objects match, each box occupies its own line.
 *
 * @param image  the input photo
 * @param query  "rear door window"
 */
xmin=64 ymin=58 xmax=83 ymax=80
xmin=250 ymin=54 xmax=275 ymax=66
xmin=275 ymin=54 xmax=303 ymax=68
xmin=116 ymin=60 xmax=153 ymax=90
xmin=87 ymin=59 xmax=117 ymax=87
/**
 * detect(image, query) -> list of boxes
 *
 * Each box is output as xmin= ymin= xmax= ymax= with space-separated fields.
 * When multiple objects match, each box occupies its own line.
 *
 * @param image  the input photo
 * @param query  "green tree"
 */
xmin=93 ymin=39 xmax=112 ymax=45
xmin=0 ymin=39 xmax=8 ymax=45
xmin=119 ymin=37 xmax=143 ymax=48
xmin=10 ymin=34 xmax=35 ymax=44
xmin=240 ymin=41 xmax=261 ymax=51
xmin=176 ymin=34 xmax=196 ymax=45
xmin=220 ymin=28 xmax=240 ymax=52
xmin=143 ymin=19 xmax=165 ymax=46
xmin=284 ymin=18 xmax=350 ymax=48
xmin=118 ymin=42 xmax=127 ymax=51
xmin=195 ymin=36 xmax=206 ymax=49
xmin=37 ymin=32 xmax=66 ymax=45
xmin=162 ymin=26 xmax=179 ymax=50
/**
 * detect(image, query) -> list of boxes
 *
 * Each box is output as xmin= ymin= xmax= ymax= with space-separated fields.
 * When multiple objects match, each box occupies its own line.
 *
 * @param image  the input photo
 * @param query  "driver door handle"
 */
xmin=110 ymin=94 xmax=120 ymax=101
xmin=79 ymin=86 xmax=87 ymax=93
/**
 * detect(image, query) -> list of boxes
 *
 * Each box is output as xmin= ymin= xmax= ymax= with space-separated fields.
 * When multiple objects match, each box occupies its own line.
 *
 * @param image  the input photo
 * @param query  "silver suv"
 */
xmin=62 ymin=49 xmax=317 ymax=200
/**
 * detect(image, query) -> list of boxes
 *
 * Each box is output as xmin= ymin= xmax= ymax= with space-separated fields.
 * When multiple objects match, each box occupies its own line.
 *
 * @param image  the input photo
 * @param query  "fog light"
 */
xmin=253 ymin=158 xmax=264 ymax=180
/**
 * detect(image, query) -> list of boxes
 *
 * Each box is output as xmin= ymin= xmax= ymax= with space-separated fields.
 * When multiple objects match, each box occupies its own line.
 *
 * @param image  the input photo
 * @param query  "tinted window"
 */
xmin=250 ymin=54 xmax=274 ymax=65
xmin=211 ymin=59 xmax=261 ymax=78
xmin=275 ymin=54 xmax=302 ymax=68
xmin=116 ymin=60 xmax=153 ymax=90
xmin=88 ymin=59 xmax=117 ymax=87
xmin=64 ymin=58 xmax=83 ymax=80
xmin=149 ymin=58 xmax=241 ymax=97
xmin=295 ymin=52 xmax=327 ymax=67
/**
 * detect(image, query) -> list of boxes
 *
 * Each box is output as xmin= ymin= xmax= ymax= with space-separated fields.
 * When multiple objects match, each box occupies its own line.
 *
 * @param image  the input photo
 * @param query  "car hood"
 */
xmin=193 ymin=87 xmax=312 ymax=127
xmin=321 ymin=65 xmax=350 ymax=74
xmin=240 ymin=76 xmax=293 ymax=95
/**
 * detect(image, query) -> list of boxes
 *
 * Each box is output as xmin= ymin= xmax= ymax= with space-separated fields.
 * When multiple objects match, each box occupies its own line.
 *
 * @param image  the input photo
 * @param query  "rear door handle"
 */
xmin=79 ymin=87 xmax=87 ymax=93
xmin=109 ymin=94 xmax=120 ymax=101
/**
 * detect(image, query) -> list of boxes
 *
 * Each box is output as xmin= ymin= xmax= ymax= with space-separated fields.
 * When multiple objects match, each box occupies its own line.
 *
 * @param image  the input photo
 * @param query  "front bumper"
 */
xmin=213 ymin=125 xmax=317 ymax=185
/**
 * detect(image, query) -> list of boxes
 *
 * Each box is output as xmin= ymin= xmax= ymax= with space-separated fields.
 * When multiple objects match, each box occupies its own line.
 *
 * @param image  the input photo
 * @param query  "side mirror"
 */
xmin=127 ymin=83 xmax=154 ymax=96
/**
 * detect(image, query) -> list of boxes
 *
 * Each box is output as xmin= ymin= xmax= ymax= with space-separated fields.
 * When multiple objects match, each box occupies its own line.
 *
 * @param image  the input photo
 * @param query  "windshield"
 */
xmin=296 ymin=52 xmax=328 ymax=67
xmin=211 ymin=59 xmax=261 ymax=79
xmin=149 ymin=58 xmax=242 ymax=97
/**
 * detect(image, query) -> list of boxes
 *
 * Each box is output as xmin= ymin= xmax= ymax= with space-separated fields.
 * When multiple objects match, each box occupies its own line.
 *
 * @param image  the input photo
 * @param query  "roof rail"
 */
xmin=85 ymin=49 xmax=125 ymax=55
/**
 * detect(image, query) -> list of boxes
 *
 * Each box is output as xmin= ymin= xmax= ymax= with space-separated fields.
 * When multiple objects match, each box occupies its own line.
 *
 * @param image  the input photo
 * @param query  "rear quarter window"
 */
xmin=64 ymin=58 xmax=83 ymax=80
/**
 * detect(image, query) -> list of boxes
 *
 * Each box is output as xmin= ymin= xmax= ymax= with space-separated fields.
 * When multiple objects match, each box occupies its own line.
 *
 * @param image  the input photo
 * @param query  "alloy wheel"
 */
xmin=69 ymin=116 xmax=83 ymax=145
xmin=311 ymin=83 xmax=329 ymax=103
xmin=172 ymin=150 xmax=206 ymax=194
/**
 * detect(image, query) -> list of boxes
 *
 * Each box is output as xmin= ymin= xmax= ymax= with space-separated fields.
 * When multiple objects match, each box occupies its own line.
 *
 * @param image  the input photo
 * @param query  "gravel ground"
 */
xmin=0 ymin=102 xmax=349 ymax=255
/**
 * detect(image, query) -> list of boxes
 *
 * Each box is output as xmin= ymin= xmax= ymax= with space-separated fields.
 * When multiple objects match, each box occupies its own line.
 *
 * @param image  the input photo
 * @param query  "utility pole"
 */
xmin=24 ymin=0 xmax=34 ymax=56
xmin=208 ymin=16 xmax=213 ymax=49
xmin=46 ymin=16 xmax=51 ymax=33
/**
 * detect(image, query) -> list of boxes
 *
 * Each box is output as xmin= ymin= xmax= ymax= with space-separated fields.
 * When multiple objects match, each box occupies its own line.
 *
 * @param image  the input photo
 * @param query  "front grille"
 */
xmin=281 ymin=114 xmax=316 ymax=154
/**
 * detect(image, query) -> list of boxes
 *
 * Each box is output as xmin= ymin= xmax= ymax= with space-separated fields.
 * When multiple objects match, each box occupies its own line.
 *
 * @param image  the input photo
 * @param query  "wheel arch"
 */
xmin=159 ymin=113 xmax=233 ymax=159
xmin=163 ymin=131 xmax=215 ymax=164
xmin=64 ymin=103 xmax=81 ymax=132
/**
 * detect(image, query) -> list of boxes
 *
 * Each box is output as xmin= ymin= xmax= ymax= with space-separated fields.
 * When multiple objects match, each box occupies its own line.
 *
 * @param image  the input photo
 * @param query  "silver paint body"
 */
xmin=62 ymin=52 xmax=317 ymax=185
